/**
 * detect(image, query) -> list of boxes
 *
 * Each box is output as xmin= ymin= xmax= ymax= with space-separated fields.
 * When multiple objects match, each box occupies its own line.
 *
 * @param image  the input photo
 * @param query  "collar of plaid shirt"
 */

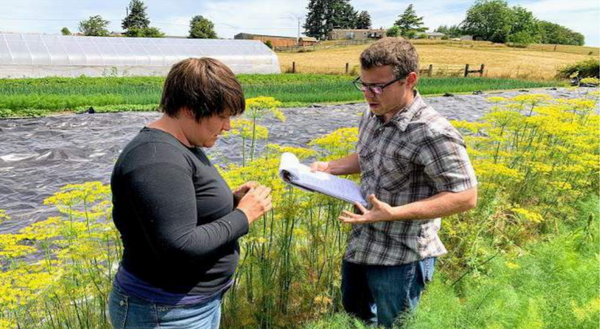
xmin=368 ymin=90 xmax=424 ymax=132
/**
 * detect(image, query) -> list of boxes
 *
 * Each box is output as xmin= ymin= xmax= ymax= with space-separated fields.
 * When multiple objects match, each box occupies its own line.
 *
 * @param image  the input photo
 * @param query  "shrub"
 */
xmin=386 ymin=25 xmax=400 ymax=37
xmin=556 ymin=58 xmax=600 ymax=80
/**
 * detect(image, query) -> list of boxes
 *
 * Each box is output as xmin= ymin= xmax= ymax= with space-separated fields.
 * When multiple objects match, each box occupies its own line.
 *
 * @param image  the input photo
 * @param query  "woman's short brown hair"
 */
xmin=360 ymin=37 xmax=419 ymax=80
xmin=159 ymin=57 xmax=245 ymax=121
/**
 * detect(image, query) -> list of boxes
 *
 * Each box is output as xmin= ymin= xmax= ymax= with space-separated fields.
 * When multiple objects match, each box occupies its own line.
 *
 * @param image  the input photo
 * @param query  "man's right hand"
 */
xmin=310 ymin=161 xmax=331 ymax=173
xmin=236 ymin=185 xmax=272 ymax=224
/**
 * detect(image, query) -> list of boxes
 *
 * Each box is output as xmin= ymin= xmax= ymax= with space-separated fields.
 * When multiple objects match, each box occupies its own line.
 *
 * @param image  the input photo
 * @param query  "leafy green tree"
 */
xmin=122 ymin=0 xmax=150 ymax=30
xmin=538 ymin=21 xmax=585 ymax=46
xmin=304 ymin=0 xmax=358 ymax=40
xmin=462 ymin=0 xmax=584 ymax=45
xmin=461 ymin=0 xmax=515 ymax=43
xmin=507 ymin=31 xmax=538 ymax=47
xmin=386 ymin=25 xmax=400 ymax=37
xmin=394 ymin=4 xmax=427 ymax=38
xmin=188 ymin=15 xmax=218 ymax=39
xmin=508 ymin=6 xmax=541 ymax=44
xmin=61 ymin=27 xmax=71 ymax=35
xmin=78 ymin=15 xmax=110 ymax=36
xmin=356 ymin=10 xmax=372 ymax=29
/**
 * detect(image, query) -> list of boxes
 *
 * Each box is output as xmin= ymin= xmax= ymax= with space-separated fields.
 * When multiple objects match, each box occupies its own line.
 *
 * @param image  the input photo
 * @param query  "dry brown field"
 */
xmin=277 ymin=41 xmax=598 ymax=80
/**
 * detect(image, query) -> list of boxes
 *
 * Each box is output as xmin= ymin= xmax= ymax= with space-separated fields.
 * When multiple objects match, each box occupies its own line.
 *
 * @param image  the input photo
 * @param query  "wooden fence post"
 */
xmin=345 ymin=62 xmax=349 ymax=74
xmin=464 ymin=64 xmax=470 ymax=77
xmin=292 ymin=61 xmax=296 ymax=74
xmin=428 ymin=64 xmax=433 ymax=77
xmin=553 ymin=44 xmax=557 ymax=51
xmin=479 ymin=64 xmax=485 ymax=77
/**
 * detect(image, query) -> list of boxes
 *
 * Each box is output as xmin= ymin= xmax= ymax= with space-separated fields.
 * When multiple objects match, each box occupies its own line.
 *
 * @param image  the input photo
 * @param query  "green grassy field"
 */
xmin=0 ymin=74 xmax=564 ymax=117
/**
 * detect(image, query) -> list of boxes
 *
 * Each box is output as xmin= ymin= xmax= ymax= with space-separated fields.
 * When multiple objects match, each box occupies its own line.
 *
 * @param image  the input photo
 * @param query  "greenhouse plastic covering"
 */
xmin=0 ymin=33 xmax=280 ymax=78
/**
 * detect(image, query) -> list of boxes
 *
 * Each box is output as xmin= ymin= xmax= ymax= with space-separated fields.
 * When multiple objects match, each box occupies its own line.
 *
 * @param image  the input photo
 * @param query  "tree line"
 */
xmin=64 ymin=0 xmax=585 ymax=47
xmin=304 ymin=0 xmax=585 ymax=46
xmin=63 ymin=0 xmax=218 ymax=39
xmin=443 ymin=0 xmax=585 ymax=46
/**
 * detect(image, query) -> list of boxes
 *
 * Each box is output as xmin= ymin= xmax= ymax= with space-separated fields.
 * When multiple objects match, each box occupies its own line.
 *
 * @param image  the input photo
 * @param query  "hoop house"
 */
xmin=0 ymin=33 xmax=280 ymax=78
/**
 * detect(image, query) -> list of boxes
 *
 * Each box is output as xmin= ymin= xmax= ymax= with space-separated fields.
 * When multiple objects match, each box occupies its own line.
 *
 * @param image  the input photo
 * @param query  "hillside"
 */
xmin=277 ymin=41 xmax=598 ymax=80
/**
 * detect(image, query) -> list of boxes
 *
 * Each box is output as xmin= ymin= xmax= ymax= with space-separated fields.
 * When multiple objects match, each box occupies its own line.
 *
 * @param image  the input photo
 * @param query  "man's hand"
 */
xmin=339 ymin=194 xmax=395 ymax=224
xmin=233 ymin=181 xmax=259 ymax=201
xmin=310 ymin=161 xmax=331 ymax=173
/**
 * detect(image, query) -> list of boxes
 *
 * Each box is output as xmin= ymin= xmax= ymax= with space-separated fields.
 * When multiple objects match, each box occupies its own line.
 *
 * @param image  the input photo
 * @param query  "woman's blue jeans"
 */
xmin=341 ymin=258 xmax=436 ymax=328
xmin=108 ymin=284 xmax=222 ymax=329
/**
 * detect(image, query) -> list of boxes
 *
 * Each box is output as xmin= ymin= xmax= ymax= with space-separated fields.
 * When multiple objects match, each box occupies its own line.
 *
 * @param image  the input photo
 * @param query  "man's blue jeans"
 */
xmin=341 ymin=258 xmax=436 ymax=328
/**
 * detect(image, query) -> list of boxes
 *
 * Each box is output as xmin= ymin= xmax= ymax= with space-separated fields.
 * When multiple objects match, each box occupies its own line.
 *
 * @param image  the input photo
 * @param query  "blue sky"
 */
xmin=0 ymin=0 xmax=598 ymax=46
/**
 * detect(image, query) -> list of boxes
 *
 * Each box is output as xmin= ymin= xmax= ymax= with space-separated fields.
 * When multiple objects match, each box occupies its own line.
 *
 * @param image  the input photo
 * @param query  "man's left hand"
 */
xmin=339 ymin=194 xmax=395 ymax=224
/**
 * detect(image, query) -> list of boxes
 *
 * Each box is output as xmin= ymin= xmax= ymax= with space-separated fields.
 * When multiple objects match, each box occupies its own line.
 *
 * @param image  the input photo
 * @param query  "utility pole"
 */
xmin=288 ymin=14 xmax=303 ymax=45
xmin=297 ymin=17 xmax=301 ymax=43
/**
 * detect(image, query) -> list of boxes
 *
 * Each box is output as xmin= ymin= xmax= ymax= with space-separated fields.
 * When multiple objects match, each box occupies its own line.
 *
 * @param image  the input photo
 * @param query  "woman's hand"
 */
xmin=233 ymin=181 xmax=259 ymax=202
xmin=236 ymin=185 xmax=272 ymax=224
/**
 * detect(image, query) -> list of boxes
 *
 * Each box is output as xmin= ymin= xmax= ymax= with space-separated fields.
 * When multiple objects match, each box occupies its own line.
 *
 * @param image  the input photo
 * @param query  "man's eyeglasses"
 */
xmin=352 ymin=76 xmax=404 ymax=95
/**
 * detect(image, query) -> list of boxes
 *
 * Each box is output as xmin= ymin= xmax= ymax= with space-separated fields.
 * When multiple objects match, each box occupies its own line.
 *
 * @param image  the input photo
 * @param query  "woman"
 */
xmin=108 ymin=57 xmax=272 ymax=329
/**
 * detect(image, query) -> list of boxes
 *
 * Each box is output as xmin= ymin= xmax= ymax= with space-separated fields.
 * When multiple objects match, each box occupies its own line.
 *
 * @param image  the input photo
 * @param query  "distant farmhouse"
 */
xmin=424 ymin=32 xmax=445 ymax=40
xmin=234 ymin=33 xmax=318 ymax=47
xmin=328 ymin=29 xmax=386 ymax=40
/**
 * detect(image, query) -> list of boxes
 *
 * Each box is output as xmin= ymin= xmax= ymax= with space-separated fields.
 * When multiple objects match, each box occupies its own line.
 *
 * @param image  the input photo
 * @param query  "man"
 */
xmin=311 ymin=37 xmax=478 ymax=327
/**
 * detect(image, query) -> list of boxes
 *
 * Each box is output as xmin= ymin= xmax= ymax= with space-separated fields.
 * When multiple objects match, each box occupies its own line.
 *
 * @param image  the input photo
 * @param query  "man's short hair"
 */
xmin=159 ymin=57 xmax=245 ymax=121
xmin=360 ymin=37 xmax=419 ymax=80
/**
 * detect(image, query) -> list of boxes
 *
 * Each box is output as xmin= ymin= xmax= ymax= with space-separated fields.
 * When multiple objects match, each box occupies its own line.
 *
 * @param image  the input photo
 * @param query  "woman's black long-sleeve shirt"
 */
xmin=111 ymin=127 xmax=249 ymax=295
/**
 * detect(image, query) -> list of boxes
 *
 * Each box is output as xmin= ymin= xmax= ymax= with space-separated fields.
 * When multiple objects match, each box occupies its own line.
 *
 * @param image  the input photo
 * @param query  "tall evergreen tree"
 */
xmin=394 ymin=4 xmax=427 ymax=38
xmin=304 ymin=0 xmax=358 ymax=40
xmin=330 ymin=0 xmax=357 ymax=30
xmin=304 ymin=0 xmax=327 ymax=40
xmin=356 ymin=11 xmax=372 ymax=29
xmin=122 ymin=0 xmax=150 ymax=31
xmin=189 ymin=15 xmax=218 ymax=39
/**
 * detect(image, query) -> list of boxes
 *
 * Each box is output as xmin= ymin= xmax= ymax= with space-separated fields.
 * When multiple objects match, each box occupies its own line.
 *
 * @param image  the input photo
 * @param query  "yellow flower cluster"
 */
xmin=226 ymin=118 xmax=269 ymax=140
xmin=452 ymin=92 xmax=599 ymax=244
xmin=0 ymin=209 xmax=9 ymax=224
xmin=245 ymin=96 xmax=285 ymax=122
xmin=512 ymin=207 xmax=544 ymax=223
xmin=0 ymin=182 xmax=117 ymax=323
xmin=309 ymin=127 xmax=358 ymax=160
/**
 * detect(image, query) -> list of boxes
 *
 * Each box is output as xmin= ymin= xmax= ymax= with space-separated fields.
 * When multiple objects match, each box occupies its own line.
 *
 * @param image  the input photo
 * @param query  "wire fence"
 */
xmin=281 ymin=62 xmax=487 ymax=78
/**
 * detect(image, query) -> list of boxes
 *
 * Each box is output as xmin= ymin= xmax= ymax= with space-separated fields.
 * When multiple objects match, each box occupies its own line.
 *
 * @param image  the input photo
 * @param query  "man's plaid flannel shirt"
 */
xmin=344 ymin=91 xmax=478 ymax=265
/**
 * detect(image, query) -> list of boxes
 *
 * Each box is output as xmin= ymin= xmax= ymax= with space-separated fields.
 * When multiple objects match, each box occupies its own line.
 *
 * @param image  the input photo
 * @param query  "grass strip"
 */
xmin=0 ymin=74 xmax=565 ymax=117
